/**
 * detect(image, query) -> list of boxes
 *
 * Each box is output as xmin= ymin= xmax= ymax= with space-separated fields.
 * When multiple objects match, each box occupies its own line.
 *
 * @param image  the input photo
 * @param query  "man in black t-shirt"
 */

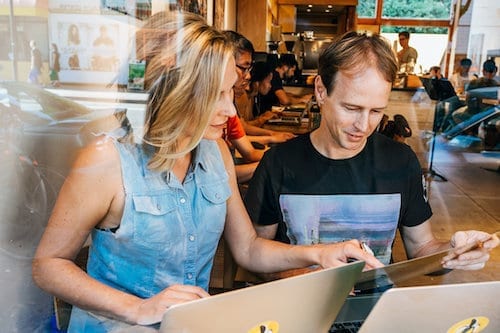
xmin=258 ymin=55 xmax=312 ymax=115
xmin=245 ymin=32 xmax=498 ymax=279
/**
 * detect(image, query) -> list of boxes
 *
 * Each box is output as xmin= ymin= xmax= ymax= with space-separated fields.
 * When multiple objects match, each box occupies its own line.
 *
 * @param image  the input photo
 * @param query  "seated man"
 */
xmin=244 ymin=31 xmax=498 ymax=280
xmin=452 ymin=60 xmax=499 ymax=125
xmin=258 ymin=55 xmax=312 ymax=114
xmin=449 ymin=58 xmax=476 ymax=95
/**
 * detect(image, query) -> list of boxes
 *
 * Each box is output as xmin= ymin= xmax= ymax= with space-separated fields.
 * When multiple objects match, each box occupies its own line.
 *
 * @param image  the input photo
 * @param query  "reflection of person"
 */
xmin=466 ymin=59 xmax=498 ymax=91
xmin=28 ymin=40 xmax=42 ymax=85
xmin=397 ymin=31 xmax=418 ymax=68
xmin=67 ymin=24 xmax=80 ymax=46
xmin=452 ymin=60 xmax=499 ymax=124
xmin=68 ymin=53 xmax=80 ymax=70
xmin=93 ymin=25 xmax=114 ymax=47
xmin=449 ymin=58 xmax=475 ymax=95
xmin=32 ymin=12 xmax=382 ymax=332
xmin=49 ymin=43 xmax=60 ymax=87
xmin=245 ymin=31 xmax=498 ymax=280
xmin=259 ymin=55 xmax=313 ymax=113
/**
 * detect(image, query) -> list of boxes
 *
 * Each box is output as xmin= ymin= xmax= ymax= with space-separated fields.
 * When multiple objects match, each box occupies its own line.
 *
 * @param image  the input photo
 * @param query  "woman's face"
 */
xmin=204 ymin=57 xmax=238 ymax=140
xmin=258 ymin=73 xmax=273 ymax=95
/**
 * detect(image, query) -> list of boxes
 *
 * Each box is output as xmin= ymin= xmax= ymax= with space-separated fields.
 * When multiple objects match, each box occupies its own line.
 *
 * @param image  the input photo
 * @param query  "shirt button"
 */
xmin=187 ymin=273 xmax=193 ymax=280
xmin=189 ymin=235 xmax=195 ymax=242
xmin=180 ymin=197 xmax=186 ymax=204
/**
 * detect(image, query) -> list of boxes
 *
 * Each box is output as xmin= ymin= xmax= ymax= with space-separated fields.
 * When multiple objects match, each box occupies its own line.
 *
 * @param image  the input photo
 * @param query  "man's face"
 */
xmin=285 ymin=65 xmax=296 ymax=79
xmin=233 ymin=50 xmax=252 ymax=96
xmin=258 ymin=73 xmax=273 ymax=95
xmin=314 ymin=66 xmax=392 ymax=159
xmin=398 ymin=35 xmax=409 ymax=48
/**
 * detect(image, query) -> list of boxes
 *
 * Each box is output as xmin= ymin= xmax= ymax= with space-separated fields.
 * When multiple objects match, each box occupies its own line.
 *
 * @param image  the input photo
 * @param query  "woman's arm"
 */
xmin=32 ymin=139 xmax=209 ymax=325
xmin=216 ymin=139 xmax=383 ymax=274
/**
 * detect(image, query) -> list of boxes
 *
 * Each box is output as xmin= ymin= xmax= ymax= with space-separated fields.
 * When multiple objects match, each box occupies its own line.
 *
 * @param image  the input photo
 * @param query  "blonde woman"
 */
xmin=32 ymin=12 xmax=382 ymax=332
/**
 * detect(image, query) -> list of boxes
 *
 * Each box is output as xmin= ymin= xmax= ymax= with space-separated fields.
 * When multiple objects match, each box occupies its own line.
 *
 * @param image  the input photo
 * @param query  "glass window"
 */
xmin=357 ymin=0 xmax=377 ymax=18
xmin=382 ymin=0 xmax=452 ymax=20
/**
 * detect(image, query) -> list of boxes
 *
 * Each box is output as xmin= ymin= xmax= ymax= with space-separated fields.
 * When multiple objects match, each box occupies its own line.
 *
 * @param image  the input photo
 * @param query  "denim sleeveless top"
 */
xmin=68 ymin=139 xmax=231 ymax=332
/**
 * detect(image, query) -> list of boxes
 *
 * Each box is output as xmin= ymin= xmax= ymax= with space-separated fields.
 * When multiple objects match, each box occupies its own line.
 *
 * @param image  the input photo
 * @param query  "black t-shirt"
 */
xmin=244 ymin=133 xmax=432 ymax=264
xmin=259 ymin=70 xmax=283 ymax=114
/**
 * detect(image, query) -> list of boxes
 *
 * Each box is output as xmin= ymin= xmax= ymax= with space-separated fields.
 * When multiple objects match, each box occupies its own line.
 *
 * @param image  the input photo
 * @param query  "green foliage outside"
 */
xmin=356 ymin=0 xmax=451 ymax=34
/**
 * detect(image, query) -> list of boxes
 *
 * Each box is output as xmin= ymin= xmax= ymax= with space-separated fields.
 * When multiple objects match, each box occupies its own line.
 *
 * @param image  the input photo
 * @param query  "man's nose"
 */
xmin=354 ymin=112 xmax=370 ymax=132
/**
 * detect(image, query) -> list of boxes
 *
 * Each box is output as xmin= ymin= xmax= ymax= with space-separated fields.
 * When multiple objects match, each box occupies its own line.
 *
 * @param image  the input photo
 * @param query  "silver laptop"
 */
xmin=267 ymin=102 xmax=311 ymax=126
xmin=159 ymin=261 xmax=365 ymax=333
xmin=358 ymin=281 xmax=500 ymax=333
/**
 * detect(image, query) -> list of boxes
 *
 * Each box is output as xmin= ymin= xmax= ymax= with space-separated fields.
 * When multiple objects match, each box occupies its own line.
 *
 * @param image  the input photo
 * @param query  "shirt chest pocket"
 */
xmin=198 ymin=180 xmax=231 ymax=235
xmin=132 ymin=195 xmax=184 ymax=248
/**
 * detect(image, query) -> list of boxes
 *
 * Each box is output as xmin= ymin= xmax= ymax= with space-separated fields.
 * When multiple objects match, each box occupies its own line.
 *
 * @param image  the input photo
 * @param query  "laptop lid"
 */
xmin=358 ymin=281 xmax=500 ymax=333
xmin=159 ymin=261 xmax=365 ymax=333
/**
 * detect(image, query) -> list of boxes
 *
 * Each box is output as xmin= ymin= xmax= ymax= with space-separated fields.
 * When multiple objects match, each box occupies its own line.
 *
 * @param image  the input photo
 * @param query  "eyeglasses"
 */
xmin=236 ymin=64 xmax=253 ymax=74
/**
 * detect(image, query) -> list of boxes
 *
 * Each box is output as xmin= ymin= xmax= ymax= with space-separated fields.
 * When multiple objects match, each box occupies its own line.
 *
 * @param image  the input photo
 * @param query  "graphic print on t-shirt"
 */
xmin=279 ymin=194 xmax=400 ymax=265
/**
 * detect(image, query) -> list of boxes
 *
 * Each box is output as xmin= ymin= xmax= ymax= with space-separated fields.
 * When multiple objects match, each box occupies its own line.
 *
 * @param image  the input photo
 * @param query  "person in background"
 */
xmin=223 ymin=30 xmax=295 ymax=143
xmin=244 ymin=31 xmax=498 ymax=280
xmin=450 ymin=58 xmax=475 ymax=95
xmin=28 ymin=40 xmax=42 ymax=85
xmin=466 ymin=59 xmax=498 ymax=91
xmin=241 ymin=61 xmax=280 ymax=127
xmin=451 ymin=59 xmax=499 ymax=125
xmin=224 ymin=114 xmax=266 ymax=184
xmin=32 ymin=13 xmax=382 ymax=332
xmin=49 ymin=43 xmax=60 ymax=87
xmin=397 ymin=31 xmax=418 ymax=70
xmin=258 ymin=55 xmax=313 ymax=114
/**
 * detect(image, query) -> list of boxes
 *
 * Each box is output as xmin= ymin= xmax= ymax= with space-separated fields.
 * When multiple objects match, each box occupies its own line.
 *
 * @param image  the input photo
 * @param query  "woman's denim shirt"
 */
xmin=68 ymin=139 xmax=231 ymax=332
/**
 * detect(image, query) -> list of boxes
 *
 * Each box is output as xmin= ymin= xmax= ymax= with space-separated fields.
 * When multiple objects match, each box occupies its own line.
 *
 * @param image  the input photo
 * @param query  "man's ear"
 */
xmin=315 ymin=75 xmax=327 ymax=105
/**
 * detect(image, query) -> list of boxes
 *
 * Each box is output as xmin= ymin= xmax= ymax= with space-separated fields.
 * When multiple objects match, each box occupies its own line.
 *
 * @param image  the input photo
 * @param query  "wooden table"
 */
xmin=263 ymin=120 xmax=312 ymax=135
xmin=482 ymin=98 xmax=499 ymax=106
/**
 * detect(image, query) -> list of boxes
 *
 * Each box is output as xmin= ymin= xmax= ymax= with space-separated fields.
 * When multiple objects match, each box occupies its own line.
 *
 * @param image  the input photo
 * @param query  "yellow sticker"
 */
xmin=447 ymin=316 xmax=489 ymax=333
xmin=247 ymin=320 xmax=280 ymax=333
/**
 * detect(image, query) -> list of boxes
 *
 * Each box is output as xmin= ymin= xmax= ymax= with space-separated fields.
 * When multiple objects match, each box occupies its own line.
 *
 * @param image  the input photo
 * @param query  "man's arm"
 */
xmin=401 ymin=221 xmax=499 ymax=270
xmin=275 ymin=89 xmax=312 ymax=106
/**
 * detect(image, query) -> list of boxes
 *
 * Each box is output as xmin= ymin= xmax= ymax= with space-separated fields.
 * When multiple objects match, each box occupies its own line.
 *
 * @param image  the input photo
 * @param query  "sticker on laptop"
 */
xmin=447 ymin=316 xmax=489 ymax=333
xmin=248 ymin=320 xmax=279 ymax=333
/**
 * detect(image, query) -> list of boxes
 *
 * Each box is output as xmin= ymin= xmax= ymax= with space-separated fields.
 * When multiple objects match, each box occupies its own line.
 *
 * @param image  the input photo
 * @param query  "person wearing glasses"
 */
xmin=33 ymin=14 xmax=383 ymax=332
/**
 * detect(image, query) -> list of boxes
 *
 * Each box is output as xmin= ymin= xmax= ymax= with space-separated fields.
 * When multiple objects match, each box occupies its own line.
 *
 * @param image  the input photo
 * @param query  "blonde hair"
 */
xmin=136 ymin=11 xmax=233 ymax=172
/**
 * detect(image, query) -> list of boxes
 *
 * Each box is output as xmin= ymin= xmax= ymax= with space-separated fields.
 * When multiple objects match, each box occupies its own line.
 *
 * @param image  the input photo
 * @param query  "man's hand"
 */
xmin=442 ymin=230 xmax=499 ymax=270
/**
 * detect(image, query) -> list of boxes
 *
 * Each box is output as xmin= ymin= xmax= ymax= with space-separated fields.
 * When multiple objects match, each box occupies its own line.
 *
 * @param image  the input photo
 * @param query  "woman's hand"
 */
xmin=133 ymin=284 xmax=210 ymax=325
xmin=317 ymin=240 xmax=384 ymax=271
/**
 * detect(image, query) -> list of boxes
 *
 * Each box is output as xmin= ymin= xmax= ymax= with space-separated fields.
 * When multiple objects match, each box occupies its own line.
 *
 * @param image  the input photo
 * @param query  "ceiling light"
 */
xmin=328 ymin=5 xmax=333 ymax=8
xmin=308 ymin=4 xmax=313 ymax=7
xmin=325 ymin=9 xmax=330 ymax=12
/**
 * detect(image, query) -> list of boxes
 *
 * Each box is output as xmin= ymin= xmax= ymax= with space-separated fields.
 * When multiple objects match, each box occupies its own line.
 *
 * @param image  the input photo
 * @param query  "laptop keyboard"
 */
xmin=329 ymin=320 xmax=364 ymax=333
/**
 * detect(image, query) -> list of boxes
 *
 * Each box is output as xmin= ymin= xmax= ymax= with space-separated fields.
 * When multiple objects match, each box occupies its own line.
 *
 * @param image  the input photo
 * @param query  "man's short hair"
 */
xmin=222 ymin=30 xmax=254 ymax=57
xmin=277 ymin=53 xmax=297 ymax=68
xmin=318 ymin=31 xmax=398 ymax=95
xmin=483 ymin=59 xmax=497 ymax=73
xmin=398 ymin=31 xmax=410 ymax=39
xmin=460 ymin=58 xmax=472 ymax=67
